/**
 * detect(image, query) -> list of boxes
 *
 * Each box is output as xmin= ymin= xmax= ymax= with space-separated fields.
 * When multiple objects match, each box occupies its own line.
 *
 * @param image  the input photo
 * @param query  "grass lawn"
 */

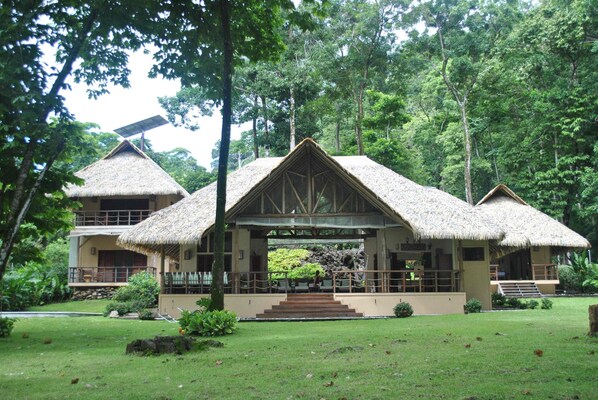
xmin=27 ymin=300 xmax=111 ymax=313
xmin=1 ymin=298 xmax=597 ymax=400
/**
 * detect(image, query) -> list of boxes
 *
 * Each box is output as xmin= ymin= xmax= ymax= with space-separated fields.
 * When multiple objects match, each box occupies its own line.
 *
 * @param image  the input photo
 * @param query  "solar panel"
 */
xmin=114 ymin=115 xmax=168 ymax=138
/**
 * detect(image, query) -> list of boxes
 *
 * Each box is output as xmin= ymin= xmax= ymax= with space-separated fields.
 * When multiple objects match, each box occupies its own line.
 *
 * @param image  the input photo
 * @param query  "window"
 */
xmin=462 ymin=247 xmax=485 ymax=261
xmin=197 ymin=232 xmax=233 ymax=272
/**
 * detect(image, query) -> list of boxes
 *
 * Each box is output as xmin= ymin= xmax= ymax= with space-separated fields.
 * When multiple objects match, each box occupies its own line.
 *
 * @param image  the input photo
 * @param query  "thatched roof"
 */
xmin=476 ymin=184 xmax=590 ymax=249
xmin=65 ymin=140 xmax=189 ymax=198
xmin=118 ymin=139 xmax=502 ymax=257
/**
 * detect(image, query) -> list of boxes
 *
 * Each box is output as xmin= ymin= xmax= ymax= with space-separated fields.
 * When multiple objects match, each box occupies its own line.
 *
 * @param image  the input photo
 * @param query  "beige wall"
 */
xmin=159 ymin=293 xmax=466 ymax=318
xmin=180 ymin=244 xmax=197 ymax=272
xmin=77 ymin=235 xmax=159 ymax=269
xmin=531 ymin=246 xmax=551 ymax=264
xmin=159 ymin=294 xmax=287 ymax=318
xmin=457 ymin=240 xmax=492 ymax=310
xmin=336 ymin=293 xmax=466 ymax=316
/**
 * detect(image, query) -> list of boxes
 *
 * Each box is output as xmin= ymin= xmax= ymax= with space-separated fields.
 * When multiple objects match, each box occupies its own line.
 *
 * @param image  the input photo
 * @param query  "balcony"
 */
xmin=490 ymin=264 xmax=559 ymax=281
xmin=74 ymin=210 xmax=151 ymax=226
xmin=69 ymin=266 xmax=156 ymax=284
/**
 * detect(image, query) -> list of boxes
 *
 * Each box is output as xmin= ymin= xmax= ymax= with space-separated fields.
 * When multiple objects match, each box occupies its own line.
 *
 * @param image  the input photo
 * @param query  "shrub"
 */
xmin=393 ymin=302 xmax=413 ymax=318
xmin=527 ymin=299 xmax=539 ymax=310
xmin=104 ymin=301 xmax=133 ymax=316
xmin=541 ymin=298 xmax=553 ymax=310
xmin=0 ymin=317 xmax=16 ymax=337
xmin=138 ymin=309 xmax=155 ymax=320
xmin=507 ymin=297 xmax=523 ymax=309
xmin=558 ymin=265 xmax=585 ymax=293
xmin=464 ymin=298 xmax=482 ymax=313
xmin=268 ymin=249 xmax=322 ymax=280
xmin=491 ymin=292 xmax=507 ymax=307
xmin=112 ymin=271 xmax=159 ymax=309
xmin=179 ymin=309 xmax=238 ymax=336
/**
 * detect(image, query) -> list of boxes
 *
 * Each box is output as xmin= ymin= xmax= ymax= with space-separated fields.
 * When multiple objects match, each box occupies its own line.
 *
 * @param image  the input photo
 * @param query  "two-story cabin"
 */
xmin=65 ymin=140 xmax=188 ymax=293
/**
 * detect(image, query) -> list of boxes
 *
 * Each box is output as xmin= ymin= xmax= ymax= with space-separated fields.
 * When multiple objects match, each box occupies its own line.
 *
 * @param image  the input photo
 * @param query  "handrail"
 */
xmin=73 ymin=210 xmax=152 ymax=226
xmin=69 ymin=266 xmax=156 ymax=283
xmin=161 ymin=269 xmax=459 ymax=294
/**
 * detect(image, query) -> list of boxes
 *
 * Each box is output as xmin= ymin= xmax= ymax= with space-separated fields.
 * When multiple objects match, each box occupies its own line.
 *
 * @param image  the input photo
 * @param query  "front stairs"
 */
xmin=498 ymin=282 xmax=542 ymax=298
xmin=256 ymin=293 xmax=363 ymax=319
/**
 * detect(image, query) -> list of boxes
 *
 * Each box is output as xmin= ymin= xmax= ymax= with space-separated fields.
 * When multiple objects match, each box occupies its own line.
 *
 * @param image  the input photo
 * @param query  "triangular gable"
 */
xmin=226 ymin=138 xmax=410 ymax=230
xmin=477 ymin=184 xmax=527 ymax=206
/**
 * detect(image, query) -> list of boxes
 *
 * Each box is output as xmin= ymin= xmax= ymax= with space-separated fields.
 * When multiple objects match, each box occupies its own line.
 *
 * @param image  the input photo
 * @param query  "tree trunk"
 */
xmin=355 ymin=84 xmax=365 ymax=155
xmin=459 ymin=101 xmax=474 ymax=205
xmin=289 ymin=86 xmax=296 ymax=151
xmin=589 ymin=304 xmax=598 ymax=337
xmin=335 ymin=118 xmax=341 ymax=153
xmin=252 ymin=95 xmax=259 ymax=159
xmin=261 ymin=95 xmax=269 ymax=141
xmin=210 ymin=0 xmax=233 ymax=311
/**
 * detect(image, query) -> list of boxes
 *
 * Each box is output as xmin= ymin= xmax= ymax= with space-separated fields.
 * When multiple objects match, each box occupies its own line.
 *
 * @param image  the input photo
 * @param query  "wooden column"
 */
xmin=160 ymin=245 xmax=166 ymax=293
xmin=457 ymin=240 xmax=464 ymax=292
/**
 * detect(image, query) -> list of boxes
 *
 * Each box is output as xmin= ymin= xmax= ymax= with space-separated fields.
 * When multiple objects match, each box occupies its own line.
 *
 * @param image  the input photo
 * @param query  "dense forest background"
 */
xmin=1 ymin=0 xmax=596 ymax=279
xmin=159 ymin=0 xmax=597 ymax=248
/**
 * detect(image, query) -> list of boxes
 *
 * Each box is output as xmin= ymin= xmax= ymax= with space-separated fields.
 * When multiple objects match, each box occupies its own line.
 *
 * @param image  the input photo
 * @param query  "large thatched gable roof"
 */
xmin=65 ymin=140 xmax=189 ymax=198
xmin=476 ymin=184 xmax=590 ymax=249
xmin=118 ymin=139 xmax=502 ymax=257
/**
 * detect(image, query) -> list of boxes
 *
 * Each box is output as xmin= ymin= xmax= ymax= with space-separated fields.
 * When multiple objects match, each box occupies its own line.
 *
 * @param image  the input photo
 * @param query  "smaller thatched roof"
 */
xmin=65 ymin=140 xmax=189 ymax=198
xmin=476 ymin=184 xmax=590 ymax=249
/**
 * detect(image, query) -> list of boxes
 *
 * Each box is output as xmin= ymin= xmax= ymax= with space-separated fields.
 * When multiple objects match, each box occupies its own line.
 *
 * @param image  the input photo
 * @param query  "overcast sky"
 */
xmin=63 ymin=51 xmax=247 ymax=169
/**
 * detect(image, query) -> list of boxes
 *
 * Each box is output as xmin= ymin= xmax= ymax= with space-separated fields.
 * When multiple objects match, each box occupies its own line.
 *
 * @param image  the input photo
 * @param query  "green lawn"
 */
xmin=2 ymin=298 xmax=597 ymax=400
xmin=27 ymin=299 xmax=111 ymax=313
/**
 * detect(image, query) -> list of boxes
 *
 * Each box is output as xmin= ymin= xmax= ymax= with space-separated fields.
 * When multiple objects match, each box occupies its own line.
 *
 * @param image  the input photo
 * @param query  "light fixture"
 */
xmin=183 ymin=250 xmax=192 ymax=260
xmin=90 ymin=247 xmax=96 ymax=255
xmin=238 ymin=250 xmax=244 ymax=260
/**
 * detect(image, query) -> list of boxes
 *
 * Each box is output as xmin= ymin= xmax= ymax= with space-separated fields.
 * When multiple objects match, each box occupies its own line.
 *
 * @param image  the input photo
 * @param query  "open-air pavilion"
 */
xmin=118 ymin=139 xmax=506 ymax=318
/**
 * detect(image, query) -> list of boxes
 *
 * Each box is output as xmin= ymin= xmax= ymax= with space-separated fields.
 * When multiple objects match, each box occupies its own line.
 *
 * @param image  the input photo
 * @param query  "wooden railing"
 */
xmin=162 ymin=269 xmax=459 ymax=295
xmin=74 ymin=210 xmax=151 ymax=226
xmin=69 ymin=266 xmax=156 ymax=283
xmin=490 ymin=264 xmax=558 ymax=281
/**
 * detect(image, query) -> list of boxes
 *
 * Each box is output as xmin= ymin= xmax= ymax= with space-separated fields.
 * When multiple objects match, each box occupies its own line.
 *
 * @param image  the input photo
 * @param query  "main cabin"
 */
xmin=116 ymin=139 xmax=588 ymax=318
xmin=65 ymin=141 xmax=188 ymax=292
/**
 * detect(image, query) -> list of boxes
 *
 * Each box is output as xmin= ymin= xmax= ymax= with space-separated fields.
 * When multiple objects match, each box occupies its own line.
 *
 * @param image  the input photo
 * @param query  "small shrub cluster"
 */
xmin=104 ymin=271 xmax=160 ymax=317
xmin=0 ymin=317 xmax=16 ymax=337
xmin=393 ymin=302 xmax=413 ymax=318
xmin=268 ymin=249 xmax=325 ymax=280
xmin=558 ymin=251 xmax=598 ymax=294
xmin=491 ymin=293 xmax=553 ymax=310
xmin=179 ymin=300 xmax=238 ymax=337
xmin=464 ymin=298 xmax=482 ymax=313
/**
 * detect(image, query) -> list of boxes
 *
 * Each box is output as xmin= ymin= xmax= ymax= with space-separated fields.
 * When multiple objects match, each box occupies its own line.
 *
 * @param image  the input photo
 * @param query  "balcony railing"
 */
xmin=69 ymin=266 xmax=156 ymax=284
xmin=74 ymin=210 xmax=151 ymax=226
xmin=490 ymin=264 xmax=558 ymax=281
xmin=162 ymin=269 xmax=459 ymax=295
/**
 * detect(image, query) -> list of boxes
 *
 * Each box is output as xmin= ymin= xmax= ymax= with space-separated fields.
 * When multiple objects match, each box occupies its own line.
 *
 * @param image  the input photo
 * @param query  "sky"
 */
xmin=63 ymin=51 xmax=248 ymax=169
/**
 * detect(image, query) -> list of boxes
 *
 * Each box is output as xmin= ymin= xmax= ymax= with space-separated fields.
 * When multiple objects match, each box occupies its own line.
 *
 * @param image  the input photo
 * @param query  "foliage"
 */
xmin=0 ymin=317 xmax=16 ymax=337
xmin=464 ymin=298 xmax=482 ymax=314
xmin=393 ymin=302 xmax=414 ymax=318
xmin=112 ymin=272 xmax=160 ymax=308
xmin=558 ymin=251 xmax=598 ymax=294
xmin=0 ymin=239 xmax=71 ymax=311
xmin=104 ymin=302 xmax=133 ymax=317
xmin=541 ymin=298 xmax=553 ymax=310
xmin=491 ymin=292 xmax=507 ymax=307
xmin=527 ymin=299 xmax=539 ymax=310
xmin=179 ymin=309 xmax=238 ymax=337
xmin=137 ymin=309 xmax=155 ymax=321
xmin=267 ymin=249 xmax=324 ymax=280
xmin=0 ymin=0 xmax=164 ymax=280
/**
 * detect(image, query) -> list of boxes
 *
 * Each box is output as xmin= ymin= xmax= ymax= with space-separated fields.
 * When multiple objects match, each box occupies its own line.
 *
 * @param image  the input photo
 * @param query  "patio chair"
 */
xmin=295 ymin=281 xmax=309 ymax=293
xmin=336 ymin=278 xmax=351 ymax=293
xmin=320 ymin=279 xmax=333 ymax=293
xmin=276 ymin=278 xmax=291 ymax=293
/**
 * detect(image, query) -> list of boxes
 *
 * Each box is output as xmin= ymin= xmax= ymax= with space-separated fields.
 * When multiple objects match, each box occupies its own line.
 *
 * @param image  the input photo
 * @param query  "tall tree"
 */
xmin=150 ymin=0 xmax=321 ymax=310
xmin=409 ymin=0 xmax=519 ymax=204
xmin=0 ymin=0 xmax=157 ymax=280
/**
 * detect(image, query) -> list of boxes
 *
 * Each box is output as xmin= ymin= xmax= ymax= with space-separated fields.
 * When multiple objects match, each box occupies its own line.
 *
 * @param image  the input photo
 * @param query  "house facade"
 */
xmin=476 ymin=184 xmax=590 ymax=296
xmin=65 ymin=141 xmax=188 ymax=291
xmin=119 ymin=139 xmax=512 ymax=317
